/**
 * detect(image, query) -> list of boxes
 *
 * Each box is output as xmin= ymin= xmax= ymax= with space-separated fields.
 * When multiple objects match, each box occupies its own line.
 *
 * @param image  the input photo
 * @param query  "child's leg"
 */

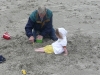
xmin=34 ymin=47 xmax=45 ymax=53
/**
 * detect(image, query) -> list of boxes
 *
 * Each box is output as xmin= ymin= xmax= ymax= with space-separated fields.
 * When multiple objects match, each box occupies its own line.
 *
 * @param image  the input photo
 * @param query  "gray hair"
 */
xmin=38 ymin=5 xmax=46 ymax=14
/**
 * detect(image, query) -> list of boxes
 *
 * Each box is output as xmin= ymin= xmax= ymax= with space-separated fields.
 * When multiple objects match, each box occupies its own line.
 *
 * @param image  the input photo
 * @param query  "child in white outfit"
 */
xmin=35 ymin=28 xmax=68 ymax=55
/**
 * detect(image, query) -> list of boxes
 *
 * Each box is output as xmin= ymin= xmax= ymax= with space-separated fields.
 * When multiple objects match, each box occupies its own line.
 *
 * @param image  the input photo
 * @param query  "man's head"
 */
xmin=38 ymin=5 xmax=46 ymax=18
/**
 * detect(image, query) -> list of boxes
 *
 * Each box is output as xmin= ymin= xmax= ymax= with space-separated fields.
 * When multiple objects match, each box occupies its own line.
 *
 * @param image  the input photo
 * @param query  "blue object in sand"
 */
xmin=0 ymin=55 xmax=6 ymax=63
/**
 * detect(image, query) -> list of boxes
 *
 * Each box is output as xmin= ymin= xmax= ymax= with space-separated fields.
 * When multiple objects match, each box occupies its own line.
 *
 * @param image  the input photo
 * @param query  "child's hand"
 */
xmin=63 ymin=47 xmax=68 ymax=56
xmin=63 ymin=53 xmax=68 ymax=56
xmin=63 ymin=51 xmax=68 ymax=56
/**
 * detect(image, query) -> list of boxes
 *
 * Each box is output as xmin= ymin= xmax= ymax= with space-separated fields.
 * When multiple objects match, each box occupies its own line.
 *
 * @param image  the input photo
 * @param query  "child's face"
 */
xmin=57 ymin=33 xmax=62 ymax=39
xmin=56 ymin=29 xmax=63 ymax=39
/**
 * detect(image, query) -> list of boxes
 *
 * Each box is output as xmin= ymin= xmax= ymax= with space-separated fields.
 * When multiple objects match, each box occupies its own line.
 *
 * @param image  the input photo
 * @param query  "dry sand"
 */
xmin=0 ymin=0 xmax=100 ymax=75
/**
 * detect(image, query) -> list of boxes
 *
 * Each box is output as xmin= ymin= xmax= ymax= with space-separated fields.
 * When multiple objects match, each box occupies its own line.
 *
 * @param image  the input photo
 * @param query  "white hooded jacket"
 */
xmin=52 ymin=28 xmax=67 ymax=54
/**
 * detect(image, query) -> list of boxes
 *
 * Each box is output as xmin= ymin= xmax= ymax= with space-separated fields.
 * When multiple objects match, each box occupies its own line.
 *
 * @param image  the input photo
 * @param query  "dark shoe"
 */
xmin=0 ymin=55 xmax=6 ymax=63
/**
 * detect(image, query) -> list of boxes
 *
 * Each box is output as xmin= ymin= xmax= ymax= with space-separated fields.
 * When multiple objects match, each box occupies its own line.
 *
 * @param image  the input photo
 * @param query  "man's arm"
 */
xmin=25 ymin=17 xmax=34 ymax=38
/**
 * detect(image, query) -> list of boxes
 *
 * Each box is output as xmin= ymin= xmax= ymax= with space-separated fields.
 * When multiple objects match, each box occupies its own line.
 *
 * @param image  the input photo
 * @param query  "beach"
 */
xmin=0 ymin=0 xmax=100 ymax=75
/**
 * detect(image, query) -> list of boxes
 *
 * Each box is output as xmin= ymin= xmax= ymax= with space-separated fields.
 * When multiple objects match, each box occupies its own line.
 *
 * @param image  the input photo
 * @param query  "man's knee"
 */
xmin=51 ymin=36 xmax=58 ymax=41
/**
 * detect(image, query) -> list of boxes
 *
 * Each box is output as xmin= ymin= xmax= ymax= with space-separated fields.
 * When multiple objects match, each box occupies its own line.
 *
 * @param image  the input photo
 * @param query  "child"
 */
xmin=35 ymin=28 xmax=68 ymax=55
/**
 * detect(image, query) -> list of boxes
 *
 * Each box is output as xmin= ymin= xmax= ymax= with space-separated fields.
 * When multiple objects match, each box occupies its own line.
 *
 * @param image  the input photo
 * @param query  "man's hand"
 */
xmin=37 ymin=35 xmax=43 ymax=40
xmin=29 ymin=36 xmax=34 ymax=42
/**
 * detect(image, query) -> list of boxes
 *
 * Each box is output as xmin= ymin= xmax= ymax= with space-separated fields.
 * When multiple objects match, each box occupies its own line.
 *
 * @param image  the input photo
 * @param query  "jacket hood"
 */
xmin=58 ymin=28 xmax=67 ymax=37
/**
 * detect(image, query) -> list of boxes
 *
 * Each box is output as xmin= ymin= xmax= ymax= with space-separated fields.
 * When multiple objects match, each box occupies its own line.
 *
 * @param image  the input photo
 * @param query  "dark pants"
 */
xmin=33 ymin=28 xmax=58 ymax=41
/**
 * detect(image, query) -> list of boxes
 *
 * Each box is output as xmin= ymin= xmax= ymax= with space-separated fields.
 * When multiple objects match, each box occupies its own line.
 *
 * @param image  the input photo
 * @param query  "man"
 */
xmin=25 ymin=5 xmax=58 ymax=43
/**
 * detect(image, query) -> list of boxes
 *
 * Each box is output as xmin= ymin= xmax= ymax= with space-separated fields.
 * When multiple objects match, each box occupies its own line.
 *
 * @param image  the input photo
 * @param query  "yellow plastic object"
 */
xmin=22 ymin=69 xmax=26 ymax=75
xmin=32 ymin=42 xmax=34 ymax=45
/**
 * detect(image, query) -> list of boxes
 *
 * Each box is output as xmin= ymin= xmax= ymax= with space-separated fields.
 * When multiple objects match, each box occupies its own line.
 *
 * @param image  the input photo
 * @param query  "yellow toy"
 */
xmin=21 ymin=69 xmax=26 ymax=75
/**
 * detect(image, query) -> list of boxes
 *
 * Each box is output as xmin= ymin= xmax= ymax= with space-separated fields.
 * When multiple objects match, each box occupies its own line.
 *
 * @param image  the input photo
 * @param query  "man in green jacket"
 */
xmin=25 ymin=5 xmax=57 ymax=43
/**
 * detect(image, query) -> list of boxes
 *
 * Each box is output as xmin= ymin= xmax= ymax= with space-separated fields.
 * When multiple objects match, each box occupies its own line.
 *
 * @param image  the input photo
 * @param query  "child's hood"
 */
xmin=58 ymin=28 xmax=67 ymax=37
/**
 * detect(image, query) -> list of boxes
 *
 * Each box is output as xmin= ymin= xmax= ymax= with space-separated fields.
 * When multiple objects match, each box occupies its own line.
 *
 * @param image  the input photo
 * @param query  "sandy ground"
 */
xmin=0 ymin=0 xmax=100 ymax=75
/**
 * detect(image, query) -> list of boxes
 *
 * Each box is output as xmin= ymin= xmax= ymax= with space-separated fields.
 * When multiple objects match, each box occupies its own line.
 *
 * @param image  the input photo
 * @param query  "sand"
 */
xmin=0 ymin=0 xmax=100 ymax=75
